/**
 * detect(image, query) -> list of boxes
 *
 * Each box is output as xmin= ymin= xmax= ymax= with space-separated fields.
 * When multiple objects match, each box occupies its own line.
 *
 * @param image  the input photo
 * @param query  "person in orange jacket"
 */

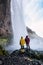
xmin=20 ymin=36 xmax=26 ymax=49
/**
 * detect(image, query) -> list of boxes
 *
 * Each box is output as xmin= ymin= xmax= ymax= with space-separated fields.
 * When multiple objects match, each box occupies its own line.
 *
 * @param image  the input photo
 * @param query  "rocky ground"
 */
xmin=0 ymin=49 xmax=43 ymax=65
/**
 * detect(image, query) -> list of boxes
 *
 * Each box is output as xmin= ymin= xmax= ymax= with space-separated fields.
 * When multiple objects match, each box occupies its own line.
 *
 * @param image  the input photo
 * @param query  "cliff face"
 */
xmin=0 ymin=0 xmax=12 ymax=37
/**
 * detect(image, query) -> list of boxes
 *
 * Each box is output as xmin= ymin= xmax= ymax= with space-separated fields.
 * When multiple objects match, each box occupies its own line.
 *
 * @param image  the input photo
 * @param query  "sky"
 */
xmin=22 ymin=0 xmax=43 ymax=37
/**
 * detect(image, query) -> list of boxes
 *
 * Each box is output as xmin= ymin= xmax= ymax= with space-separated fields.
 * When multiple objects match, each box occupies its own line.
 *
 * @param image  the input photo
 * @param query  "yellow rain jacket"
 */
xmin=20 ymin=38 xmax=25 ymax=46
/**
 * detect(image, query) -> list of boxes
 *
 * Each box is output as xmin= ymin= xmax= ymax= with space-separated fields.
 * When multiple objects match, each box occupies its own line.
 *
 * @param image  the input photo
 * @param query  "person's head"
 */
xmin=21 ymin=36 xmax=23 ymax=39
xmin=26 ymin=35 xmax=28 ymax=38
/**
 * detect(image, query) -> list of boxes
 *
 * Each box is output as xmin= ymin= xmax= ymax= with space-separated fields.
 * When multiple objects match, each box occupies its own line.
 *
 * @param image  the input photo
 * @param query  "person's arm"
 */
xmin=25 ymin=39 xmax=26 ymax=42
xmin=28 ymin=38 xmax=30 ymax=42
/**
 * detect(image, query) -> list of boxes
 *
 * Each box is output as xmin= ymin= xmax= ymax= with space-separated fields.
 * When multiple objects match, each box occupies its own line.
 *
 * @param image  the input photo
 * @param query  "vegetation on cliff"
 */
xmin=0 ymin=45 xmax=9 ymax=56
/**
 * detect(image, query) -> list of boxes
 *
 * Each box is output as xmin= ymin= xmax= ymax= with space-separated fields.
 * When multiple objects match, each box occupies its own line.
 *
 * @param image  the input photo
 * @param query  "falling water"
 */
xmin=5 ymin=0 xmax=27 ymax=53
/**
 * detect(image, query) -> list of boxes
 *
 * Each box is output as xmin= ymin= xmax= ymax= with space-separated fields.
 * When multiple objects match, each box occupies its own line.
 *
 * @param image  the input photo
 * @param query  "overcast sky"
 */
xmin=22 ymin=0 xmax=43 ymax=37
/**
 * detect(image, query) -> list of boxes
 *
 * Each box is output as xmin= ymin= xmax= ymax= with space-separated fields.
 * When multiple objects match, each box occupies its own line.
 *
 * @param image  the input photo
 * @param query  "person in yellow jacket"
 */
xmin=20 ymin=36 xmax=26 ymax=49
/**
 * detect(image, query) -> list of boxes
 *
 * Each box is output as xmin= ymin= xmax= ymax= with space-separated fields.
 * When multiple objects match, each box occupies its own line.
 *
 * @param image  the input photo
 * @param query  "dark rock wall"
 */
xmin=0 ymin=0 xmax=12 ymax=37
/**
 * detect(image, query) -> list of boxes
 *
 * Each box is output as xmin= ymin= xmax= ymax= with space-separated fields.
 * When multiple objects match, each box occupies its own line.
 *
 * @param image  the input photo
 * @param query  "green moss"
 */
xmin=0 ymin=37 xmax=9 ymax=45
xmin=0 ymin=35 xmax=12 ymax=45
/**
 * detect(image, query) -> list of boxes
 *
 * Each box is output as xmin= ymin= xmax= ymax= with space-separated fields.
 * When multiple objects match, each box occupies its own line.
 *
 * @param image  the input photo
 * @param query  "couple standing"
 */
xmin=20 ymin=36 xmax=30 ymax=50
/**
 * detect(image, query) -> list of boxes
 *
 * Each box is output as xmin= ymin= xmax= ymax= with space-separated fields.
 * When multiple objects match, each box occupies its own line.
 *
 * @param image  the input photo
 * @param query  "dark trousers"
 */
xmin=26 ymin=44 xmax=30 ymax=50
xmin=21 ymin=46 xmax=24 ymax=49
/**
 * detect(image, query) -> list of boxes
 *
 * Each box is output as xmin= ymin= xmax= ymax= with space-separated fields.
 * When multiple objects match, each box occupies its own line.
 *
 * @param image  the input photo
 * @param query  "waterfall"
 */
xmin=5 ymin=0 xmax=27 ymax=53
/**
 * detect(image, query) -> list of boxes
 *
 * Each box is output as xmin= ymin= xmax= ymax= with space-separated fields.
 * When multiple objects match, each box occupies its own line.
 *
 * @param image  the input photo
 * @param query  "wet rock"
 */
xmin=0 ymin=0 xmax=12 ymax=37
xmin=31 ymin=61 xmax=41 ymax=65
xmin=0 ymin=58 xmax=4 ymax=65
xmin=0 ymin=49 xmax=42 ymax=65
